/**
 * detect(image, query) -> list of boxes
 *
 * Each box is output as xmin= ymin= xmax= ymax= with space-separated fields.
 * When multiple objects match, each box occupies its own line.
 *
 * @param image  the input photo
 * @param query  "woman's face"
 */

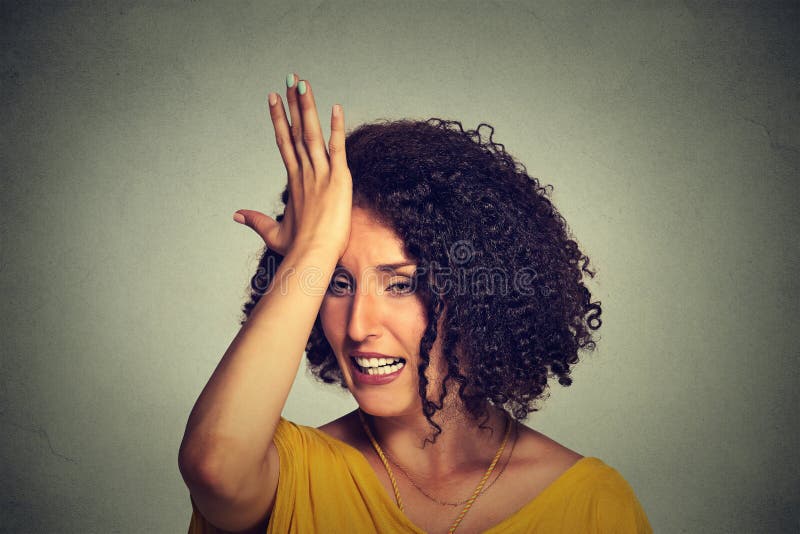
xmin=320 ymin=207 xmax=444 ymax=418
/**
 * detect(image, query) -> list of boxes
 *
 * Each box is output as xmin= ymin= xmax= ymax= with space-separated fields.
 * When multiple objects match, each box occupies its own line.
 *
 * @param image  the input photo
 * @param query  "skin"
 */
xmin=179 ymin=75 xmax=351 ymax=533
xmin=319 ymin=206 xmax=440 ymax=420
xmin=316 ymin=208 xmax=585 ymax=533
xmin=179 ymin=74 xmax=583 ymax=534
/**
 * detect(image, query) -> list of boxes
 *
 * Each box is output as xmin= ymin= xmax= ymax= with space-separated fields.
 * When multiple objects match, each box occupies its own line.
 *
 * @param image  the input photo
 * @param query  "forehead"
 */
xmin=338 ymin=208 xmax=413 ymax=271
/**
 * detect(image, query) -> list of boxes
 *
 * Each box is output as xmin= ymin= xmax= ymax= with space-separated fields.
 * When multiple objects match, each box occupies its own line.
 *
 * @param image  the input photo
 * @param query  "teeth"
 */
xmin=355 ymin=358 xmax=406 ymax=375
xmin=355 ymin=356 xmax=403 ymax=368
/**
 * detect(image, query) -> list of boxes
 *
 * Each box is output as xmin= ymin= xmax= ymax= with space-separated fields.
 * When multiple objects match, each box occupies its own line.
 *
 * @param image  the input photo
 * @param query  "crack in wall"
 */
xmin=2 ymin=418 xmax=79 ymax=464
xmin=739 ymin=115 xmax=800 ymax=156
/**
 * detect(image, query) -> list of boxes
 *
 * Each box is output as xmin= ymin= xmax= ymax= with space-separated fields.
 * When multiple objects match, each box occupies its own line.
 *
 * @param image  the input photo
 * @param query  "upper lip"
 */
xmin=350 ymin=351 xmax=399 ymax=359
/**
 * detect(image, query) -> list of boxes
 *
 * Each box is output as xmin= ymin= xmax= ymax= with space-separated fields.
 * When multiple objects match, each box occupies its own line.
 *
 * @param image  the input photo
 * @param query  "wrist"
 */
xmin=284 ymin=241 xmax=342 ymax=263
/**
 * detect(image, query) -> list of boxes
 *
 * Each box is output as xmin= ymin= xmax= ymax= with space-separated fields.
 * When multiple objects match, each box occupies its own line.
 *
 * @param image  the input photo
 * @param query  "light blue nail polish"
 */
xmin=298 ymin=81 xmax=307 ymax=95
xmin=286 ymin=74 xmax=295 ymax=88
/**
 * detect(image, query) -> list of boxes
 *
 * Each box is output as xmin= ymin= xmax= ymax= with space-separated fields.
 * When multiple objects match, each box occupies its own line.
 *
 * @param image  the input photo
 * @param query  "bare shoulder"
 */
xmin=510 ymin=423 xmax=584 ymax=488
xmin=517 ymin=423 xmax=583 ymax=461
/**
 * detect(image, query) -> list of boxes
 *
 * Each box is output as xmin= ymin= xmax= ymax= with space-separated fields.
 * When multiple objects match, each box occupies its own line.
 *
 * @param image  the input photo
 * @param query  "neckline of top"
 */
xmin=306 ymin=423 xmax=599 ymax=533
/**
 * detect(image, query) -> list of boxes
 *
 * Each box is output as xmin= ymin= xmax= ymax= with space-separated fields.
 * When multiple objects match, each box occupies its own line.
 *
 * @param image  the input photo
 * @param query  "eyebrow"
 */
xmin=335 ymin=261 xmax=417 ymax=273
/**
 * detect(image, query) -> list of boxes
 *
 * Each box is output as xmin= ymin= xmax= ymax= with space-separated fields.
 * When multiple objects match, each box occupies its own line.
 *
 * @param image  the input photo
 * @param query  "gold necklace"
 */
xmin=383 ymin=421 xmax=517 ymax=506
xmin=358 ymin=410 xmax=512 ymax=533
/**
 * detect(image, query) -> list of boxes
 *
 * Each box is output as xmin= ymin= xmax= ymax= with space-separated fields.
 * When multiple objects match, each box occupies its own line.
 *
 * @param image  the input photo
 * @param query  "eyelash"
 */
xmin=327 ymin=278 xmax=414 ymax=296
xmin=329 ymin=279 xmax=349 ymax=295
xmin=388 ymin=281 xmax=413 ymax=294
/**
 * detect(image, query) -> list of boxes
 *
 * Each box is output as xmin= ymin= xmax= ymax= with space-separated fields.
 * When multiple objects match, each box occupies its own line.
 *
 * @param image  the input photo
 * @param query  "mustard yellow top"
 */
xmin=188 ymin=418 xmax=652 ymax=533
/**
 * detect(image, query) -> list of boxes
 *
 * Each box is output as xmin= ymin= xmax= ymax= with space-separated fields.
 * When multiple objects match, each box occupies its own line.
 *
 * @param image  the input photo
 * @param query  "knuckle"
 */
xmin=290 ymin=125 xmax=302 ymax=142
xmin=302 ymin=130 xmax=317 ymax=145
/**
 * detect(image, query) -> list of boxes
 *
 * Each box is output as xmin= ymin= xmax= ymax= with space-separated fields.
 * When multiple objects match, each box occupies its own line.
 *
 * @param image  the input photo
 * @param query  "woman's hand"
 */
xmin=233 ymin=74 xmax=352 ymax=258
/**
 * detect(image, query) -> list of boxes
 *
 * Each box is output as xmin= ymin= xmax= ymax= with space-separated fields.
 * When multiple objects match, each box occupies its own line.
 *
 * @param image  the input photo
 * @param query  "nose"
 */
xmin=346 ymin=283 xmax=383 ymax=343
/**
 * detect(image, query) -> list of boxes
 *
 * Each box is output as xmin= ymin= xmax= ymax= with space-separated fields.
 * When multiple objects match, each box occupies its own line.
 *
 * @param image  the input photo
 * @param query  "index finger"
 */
xmin=328 ymin=104 xmax=346 ymax=171
xmin=268 ymin=92 xmax=300 ymax=178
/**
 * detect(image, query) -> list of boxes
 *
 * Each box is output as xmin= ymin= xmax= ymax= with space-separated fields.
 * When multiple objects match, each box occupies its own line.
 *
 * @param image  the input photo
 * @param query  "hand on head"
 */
xmin=233 ymin=74 xmax=352 ymax=258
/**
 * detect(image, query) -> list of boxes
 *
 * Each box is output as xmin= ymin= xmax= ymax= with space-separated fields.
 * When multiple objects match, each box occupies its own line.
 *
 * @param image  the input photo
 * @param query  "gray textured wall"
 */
xmin=1 ymin=1 xmax=798 ymax=532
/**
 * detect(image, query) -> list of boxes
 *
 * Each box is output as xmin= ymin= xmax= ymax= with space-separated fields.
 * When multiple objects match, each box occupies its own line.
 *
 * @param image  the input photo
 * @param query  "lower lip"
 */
xmin=350 ymin=358 xmax=406 ymax=385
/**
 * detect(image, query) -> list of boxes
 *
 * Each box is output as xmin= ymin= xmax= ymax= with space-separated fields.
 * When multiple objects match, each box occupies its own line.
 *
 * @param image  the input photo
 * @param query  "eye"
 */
xmin=386 ymin=280 xmax=414 ymax=295
xmin=327 ymin=275 xmax=353 ymax=296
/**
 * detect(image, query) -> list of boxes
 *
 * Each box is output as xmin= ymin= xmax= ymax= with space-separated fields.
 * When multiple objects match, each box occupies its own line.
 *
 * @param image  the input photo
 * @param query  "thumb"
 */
xmin=233 ymin=210 xmax=281 ymax=248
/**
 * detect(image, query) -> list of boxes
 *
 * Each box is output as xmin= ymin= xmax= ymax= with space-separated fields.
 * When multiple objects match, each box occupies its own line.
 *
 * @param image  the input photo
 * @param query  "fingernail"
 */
xmin=333 ymin=104 xmax=342 ymax=117
xmin=285 ymin=74 xmax=295 ymax=88
xmin=268 ymin=92 xmax=277 ymax=106
xmin=298 ymin=80 xmax=307 ymax=95
xmin=233 ymin=212 xmax=245 ymax=224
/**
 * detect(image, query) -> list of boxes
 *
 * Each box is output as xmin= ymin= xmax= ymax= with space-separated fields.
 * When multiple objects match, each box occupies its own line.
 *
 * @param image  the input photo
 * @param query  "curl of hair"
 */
xmin=241 ymin=118 xmax=602 ymax=439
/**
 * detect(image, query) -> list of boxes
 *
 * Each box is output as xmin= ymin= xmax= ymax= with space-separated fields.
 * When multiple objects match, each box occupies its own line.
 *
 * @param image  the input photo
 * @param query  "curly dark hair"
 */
xmin=242 ymin=118 xmax=602 ymax=437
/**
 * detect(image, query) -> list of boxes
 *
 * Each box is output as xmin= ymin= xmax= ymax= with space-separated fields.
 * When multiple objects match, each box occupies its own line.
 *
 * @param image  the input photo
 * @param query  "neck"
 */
xmin=362 ymin=403 xmax=509 ymax=479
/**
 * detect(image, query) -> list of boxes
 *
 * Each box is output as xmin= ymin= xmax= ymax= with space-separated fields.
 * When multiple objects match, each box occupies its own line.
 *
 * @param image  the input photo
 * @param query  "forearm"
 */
xmin=179 ymin=245 xmax=337 ymax=493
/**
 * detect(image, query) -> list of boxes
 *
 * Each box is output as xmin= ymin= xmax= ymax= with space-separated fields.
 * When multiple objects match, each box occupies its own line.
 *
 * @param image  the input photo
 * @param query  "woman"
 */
xmin=179 ymin=74 xmax=652 ymax=533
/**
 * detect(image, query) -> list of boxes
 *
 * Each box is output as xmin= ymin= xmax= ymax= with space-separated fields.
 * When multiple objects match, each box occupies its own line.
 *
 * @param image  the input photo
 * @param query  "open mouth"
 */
xmin=351 ymin=356 xmax=407 ymax=376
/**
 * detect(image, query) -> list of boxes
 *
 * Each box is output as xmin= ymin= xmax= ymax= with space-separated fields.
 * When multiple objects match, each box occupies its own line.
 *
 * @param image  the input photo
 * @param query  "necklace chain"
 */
xmin=358 ymin=410 xmax=513 ymax=533
xmin=383 ymin=422 xmax=517 ymax=506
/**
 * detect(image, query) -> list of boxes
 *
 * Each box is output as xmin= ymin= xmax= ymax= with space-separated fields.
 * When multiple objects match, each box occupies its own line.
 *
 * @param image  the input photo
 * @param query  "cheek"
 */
xmin=395 ymin=302 xmax=429 ymax=350
xmin=319 ymin=298 xmax=345 ymax=346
